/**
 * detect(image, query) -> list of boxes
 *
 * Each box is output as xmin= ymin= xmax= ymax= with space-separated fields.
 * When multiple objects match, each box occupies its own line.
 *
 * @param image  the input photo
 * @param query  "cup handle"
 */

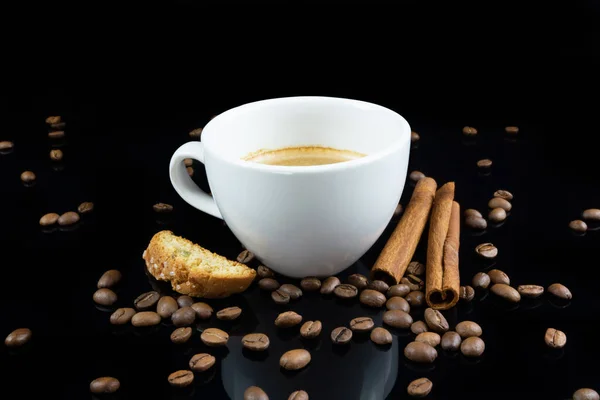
xmin=169 ymin=141 xmax=223 ymax=219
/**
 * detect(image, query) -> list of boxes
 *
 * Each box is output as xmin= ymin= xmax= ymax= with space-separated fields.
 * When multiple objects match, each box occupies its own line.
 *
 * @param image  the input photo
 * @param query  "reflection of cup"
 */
xmin=170 ymin=96 xmax=411 ymax=278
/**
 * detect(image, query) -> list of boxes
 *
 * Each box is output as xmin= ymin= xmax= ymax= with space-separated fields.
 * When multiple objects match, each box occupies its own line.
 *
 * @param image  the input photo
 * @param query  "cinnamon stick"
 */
xmin=425 ymin=182 xmax=460 ymax=310
xmin=371 ymin=177 xmax=438 ymax=285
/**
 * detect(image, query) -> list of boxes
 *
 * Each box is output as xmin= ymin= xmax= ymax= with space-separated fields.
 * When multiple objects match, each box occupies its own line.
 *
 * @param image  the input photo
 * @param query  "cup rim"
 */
xmin=202 ymin=96 xmax=410 ymax=173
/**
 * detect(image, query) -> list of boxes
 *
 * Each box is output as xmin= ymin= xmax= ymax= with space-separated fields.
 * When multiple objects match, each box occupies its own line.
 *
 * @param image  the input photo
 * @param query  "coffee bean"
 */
xmin=50 ymin=149 xmax=63 ymax=161
xmin=465 ymin=216 xmax=487 ymax=230
xmin=45 ymin=116 xmax=61 ymax=124
xmin=279 ymin=284 xmax=303 ymax=300
xmin=404 ymin=341 xmax=438 ymax=363
xmin=48 ymin=131 xmax=65 ymax=139
xmin=168 ymin=370 xmax=194 ymax=388
xmin=244 ymin=386 xmax=269 ymax=400
xmin=90 ymin=377 xmax=120 ymax=394
xmin=415 ymin=332 xmax=441 ymax=347
xmin=237 ymin=250 xmax=255 ymax=264
xmin=475 ymin=243 xmax=498 ymax=259
xmin=582 ymin=208 xmax=600 ymax=222
xmin=517 ymin=285 xmax=544 ymax=298
xmin=545 ymin=328 xmax=567 ymax=349
xmin=494 ymin=190 xmax=514 ymax=201
xmin=347 ymin=273 xmax=369 ymax=290
xmin=152 ymin=203 xmax=173 ymax=213
xmin=191 ymin=302 xmax=213 ymax=319
xmin=331 ymin=327 xmax=353 ymax=344
xmin=383 ymin=309 xmax=413 ymax=329
xmin=350 ymin=317 xmax=374 ymax=332
xmin=39 ymin=213 xmax=60 ymax=226
xmin=455 ymin=321 xmax=483 ymax=338
xmin=58 ymin=211 xmax=80 ymax=226
xmin=411 ymin=321 xmax=428 ymax=335
xmin=406 ymin=261 xmax=426 ymax=276
xmin=201 ymin=328 xmax=229 ymax=347
xmin=477 ymin=159 xmax=492 ymax=169
xmin=20 ymin=171 xmax=36 ymax=183
xmin=257 ymin=265 xmax=274 ymax=278
xmin=77 ymin=202 xmax=94 ymax=214
xmin=488 ymin=207 xmax=507 ymax=223
xmin=386 ymin=296 xmax=410 ymax=313
xmin=424 ymin=308 xmax=449 ymax=333
xmin=259 ymin=278 xmax=280 ymax=291
xmin=411 ymin=131 xmax=420 ymax=142
xmin=186 ymin=166 xmax=194 ymax=176
xmin=573 ymin=388 xmax=600 ymax=400
xmin=459 ymin=286 xmax=475 ymax=302
xmin=547 ymin=283 xmax=572 ymax=300
xmin=462 ymin=126 xmax=477 ymax=136
xmin=472 ymin=272 xmax=491 ymax=289
xmin=177 ymin=295 xmax=194 ymax=308
xmin=50 ymin=122 xmax=66 ymax=129
xmin=441 ymin=331 xmax=462 ymax=351
xmin=171 ymin=327 xmax=193 ymax=344
xmin=504 ymin=126 xmax=519 ymax=135
xmin=387 ymin=284 xmax=411 ymax=298
xmin=394 ymin=203 xmax=404 ymax=217
xmin=464 ymin=209 xmax=483 ymax=218
xmin=407 ymin=377 xmax=433 ymax=398
xmin=300 ymin=320 xmax=322 ymax=338
xmin=406 ymin=291 xmax=425 ymax=307
xmin=110 ymin=308 xmax=136 ymax=325
xmin=189 ymin=353 xmax=216 ymax=372
xmin=189 ymin=127 xmax=203 ymax=139
xmin=272 ymin=289 xmax=290 ymax=304
xmin=334 ymin=284 xmax=358 ymax=299
xmin=184 ymin=158 xmax=193 ymax=167
xmin=490 ymin=283 xmax=521 ymax=302
xmin=93 ymin=288 xmax=117 ymax=306
xmin=0 ymin=141 xmax=14 ymax=151
xmin=280 ymin=349 xmax=311 ymax=370
xmin=172 ymin=306 xmax=196 ymax=327
xmin=275 ymin=311 xmax=303 ymax=328
xmin=97 ymin=269 xmax=122 ymax=289
xmin=367 ymin=280 xmax=390 ymax=293
xmin=242 ymin=333 xmax=270 ymax=351
xmin=217 ymin=306 xmax=242 ymax=321
xmin=4 ymin=328 xmax=32 ymax=347
xmin=133 ymin=291 xmax=159 ymax=311
xmin=409 ymin=171 xmax=426 ymax=182
xmin=370 ymin=327 xmax=392 ymax=345
xmin=156 ymin=296 xmax=178 ymax=318
xmin=569 ymin=219 xmax=588 ymax=233
xmin=488 ymin=269 xmax=510 ymax=285
xmin=131 ymin=311 xmax=161 ymax=327
xmin=360 ymin=289 xmax=386 ymax=308
xmin=402 ymin=275 xmax=424 ymax=291
xmin=460 ymin=336 xmax=485 ymax=357
xmin=320 ymin=276 xmax=341 ymax=294
xmin=288 ymin=390 xmax=309 ymax=400
xmin=300 ymin=277 xmax=321 ymax=292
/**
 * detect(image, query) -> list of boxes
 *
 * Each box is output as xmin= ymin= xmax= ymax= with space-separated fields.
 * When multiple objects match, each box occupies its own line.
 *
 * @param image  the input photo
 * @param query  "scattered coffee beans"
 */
xmin=50 ymin=149 xmax=63 ymax=161
xmin=288 ymin=390 xmax=309 ymax=400
xmin=545 ymin=328 xmax=567 ymax=349
xmin=272 ymin=289 xmax=290 ymax=305
xmin=77 ymin=202 xmax=94 ymax=214
xmin=367 ymin=280 xmax=390 ymax=293
xmin=494 ymin=190 xmax=514 ymax=201
xmin=517 ymin=285 xmax=544 ymax=298
xmin=217 ymin=306 xmax=242 ymax=321
xmin=157 ymin=296 xmax=179 ymax=318
xmin=320 ymin=276 xmax=341 ymax=294
xmin=177 ymin=296 xmax=194 ymax=308
xmin=20 ymin=171 xmax=35 ymax=183
xmin=505 ymin=126 xmax=519 ymax=135
xmin=244 ymin=386 xmax=269 ymax=400
xmin=489 ymin=207 xmax=507 ymax=223
xmin=462 ymin=126 xmax=477 ymax=136
xmin=275 ymin=311 xmax=303 ymax=328
xmin=472 ymin=272 xmax=491 ymax=289
xmin=404 ymin=341 xmax=438 ymax=363
xmin=387 ymin=284 xmax=411 ymax=298
xmin=48 ymin=131 xmax=65 ymax=139
xmin=191 ymin=302 xmax=213 ymax=319
xmin=257 ymin=265 xmax=275 ymax=278
xmin=424 ymin=308 xmax=449 ymax=333
xmin=347 ymin=274 xmax=369 ymax=290
xmin=0 ymin=140 xmax=14 ymax=151
xmin=58 ymin=211 xmax=80 ymax=226
xmin=189 ymin=127 xmax=203 ymax=139
xmin=201 ymin=328 xmax=229 ymax=347
xmin=383 ymin=309 xmax=413 ymax=329
xmin=131 ymin=311 xmax=161 ymax=327
xmin=259 ymin=278 xmax=280 ymax=291
xmin=547 ymin=283 xmax=572 ymax=300
xmin=152 ymin=203 xmax=173 ymax=213
xmin=411 ymin=131 xmax=420 ymax=142
xmin=134 ymin=291 xmax=160 ymax=310
xmin=168 ymin=370 xmax=194 ymax=388
xmin=477 ymin=159 xmax=492 ymax=169
xmin=46 ymin=116 xmax=61 ymax=124
xmin=411 ymin=321 xmax=429 ymax=335
xmin=409 ymin=170 xmax=426 ymax=182
xmin=456 ymin=321 xmax=483 ymax=338
xmin=573 ymin=388 xmax=599 ymax=400
xmin=569 ymin=220 xmax=588 ymax=233
xmin=415 ymin=332 xmax=441 ymax=347
xmin=488 ymin=197 xmax=512 ymax=211
xmin=300 ymin=320 xmax=322 ymax=338
xmin=488 ymin=269 xmax=510 ymax=285
xmin=189 ymin=353 xmax=216 ymax=372
xmin=386 ymin=296 xmax=410 ymax=313
xmin=4 ymin=328 xmax=32 ymax=347
xmin=465 ymin=216 xmax=487 ymax=230
xmin=406 ymin=291 xmax=425 ymax=307
xmin=441 ymin=331 xmax=462 ymax=351
xmin=334 ymin=284 xmax=358 ymax=299
xmin=172 ymin=307 xmax=196 ymax=327
xmin=279 ymin=284 xmax=303 ymax=300
xmin=407 ymin=377 xmax=433 ymax=398
xmin=459 ymin=286 xmax=475 ymax=302
xmin=280 ymin=349 xmax=311 ymax=370
xmin=475 ymin=243 xmax=498 ymax=259
xmin=407 ymin=261 xmax=426 ymax=276
xmin=490 ymin=283 xmax=521 ymax=302
xmin=582 ymin=208 xmax=600 ymax=222
xmin=370 ymin=327 xmax=393 ymax=345
xmin=331 ymin=327 xmax=353 ymax=344
xmin=350 ymin=317 xmax=374 ymax=332
xmin=110 ymin=308 xmax=136 ymax=325
xmin=300 ymin=277 xmax=321 ymax=292
xmin=242 ymin=333 xmax=270 ymax=351
xmin=97 ymin=269 xmax=122 ymax=289
xmin=90 ymin=377 xmax=120 ymax=394
xmin=171 ymin=327 xmax=193 ymax=344
xmin=93 ymin=288 xmax=117 ymax=306
xmin=39 ymin=213 xmax=60 ymax=226
xmin=464 ymin=209 xmax=483 ymax=218
xmin=237 ymin=250 xmax=255 ymax=264
xmin=461 ymin=336 xmax=485 ymax=357
xmin=360 ymin=289 xmax=387 ymax=308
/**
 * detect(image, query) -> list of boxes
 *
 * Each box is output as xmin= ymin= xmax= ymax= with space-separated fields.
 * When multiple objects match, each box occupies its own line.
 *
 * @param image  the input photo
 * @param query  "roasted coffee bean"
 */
xmin=171 ymin=327 xmax=192 ymax=344
xmin=415 ymin=332 xmax=441 ymax=347
xmin=547 ymin=283 xmax=572 ymax=300
xmin=441 ymin=331 xmax=462 ymax=351
xmin=189 ymin=127 xmax=203 ymax=139
xmin=50 ymin=121 xmax=66 ymax=129
xmin=189 ymin=353 xmax=216 ymax=372
xmin=494 ymin=190 xmax=514 ymax=201
xmin=411 ymin=321 xmax=429 ymax=335
xmin=569 ymin=220 xmax=588 ymax=233
xmin=300 ymin=320 xmax=322 ymax=338
xmin=272 ymin=289 xmax=290 ymax=304
xmin=465 ymin=216 xmax=487 ymax=230
xmin=462 ymin=126 xmax=477 ymax=136
xmin=275 ymin=311 xmax=303 ymax=328
xmin=424 ymin=308 xmax=449 ymax=333
xmin=488 ymin=269 xmax=510 ymax=285
xmin=455 ymin=321 xmax=483 ymax=338
xmin=257 ymin=265 xmax=275 ymax=278
xmin=177 ymin=295 xmax=194 ymax=308
xmin=573 ymin=388 xmax=600 ymax=400
xmin=404 ymin=341 xmax=438 ymax=363
xmin=279 ymin=284 xmax=302 ymax=300
xmin=186 ymin=166 xmax=194 ymax=176
xmin=77 ymin=202 xmax=94 ymax=214
xmin=156 ymin=296 xmax=178 ymax=318
xmin=131 ymin=311 xmax=161 ymax=327
xmin=464 ymin=209 xmax=483 ymax=218
xmin=407 ymin=377 xmax=433 ymax=398
xmin=288 ymin=390 xmax=309 ymax=400
xmin=406 ymin=291 xmax=425 ymax=307
xmin=475 ymin=243 xmax=498 ymax=259
xmin=350 ymin=317 xmax=374 ymax=332
xmin=46 ymin=115 xmax=61 ymax=124
xmin=110 ymin=308 xmax=136 ymax=325
xmin=280 ymin=349 xmax=311 ymax=370
xmin=300 ymin=277 xmax=321 ymax=292
xmin=411 ymin=131 xmax=420 ymax=142
xmin=217 ymin=306 xmax=242 ymax=321
xmin=134 ymin=291 xmax=160 ymax=310
xmin=244 ymin=386 xmax=269 ymax=400
xmin=517 ymin=285 xmax=544 ymax=298
xmin=331 ymin=327 xmax=353 ymax=344
xmin=383 ymin=309 xmax=413 ymax=329
xmin=191 ymin=302 xmax=213 ymax=319
xmin=20 ymin=171 xmax=36 ymax=183
xmin=58 ymin=211 xmax=80 ymax=226
xmin=320 ymin=276 xmax=341 ymax=294
xmin=505 ymin=126 xmax=519 ymax=135
xmin=386 ymin=296 xmax=410 ymax=313
xmin=93 ymin=288 xmax=117 ymax=306
xmin=490 ymin=283 xmax=521 ymax=302
xmin=371 ymin=327 xmax=393 ymax=345
xmin=360 ymin=289 xmax=387 ymax=308
xmin=201 ymin=328 xmax=229 ymax=346
xmin=459 ymin=286 xmax=475 ymax=302
xmin=347 ymin=273 xmax=369 ymax=290
xmin=477 ymin=159 xmax=492 ymax=169
xmin=242 ymin=333 xmax=270 ymax=351
xmin=39 ymin=212 xmax=60 ymax=226
xmin=237 ymin=250 xmax=255 ymax=264
xmin=334 ymin=284 xmax=358 ymax=299
xmin=172 ymin=306 xmax=196 ymax=327
xmin=545 ymin=328 xmax=567 ymax=349
xmin=488 ymin=197 xmax=512 ymax=211
xmin=0 ymin=140 xmax=14 ymax=151
xmin=50 ymin=149 xmax=63 ymax=161
xmin=387 ymin=284 xmax=411 ymax=298
xmin=48 ymin=130 xmax=65 ymax=139
xmin=394 ymin=203 xmax=404 ymax=217
xmin=97 ymin=269 xmax=122 ymax=289
xmin=472 ymin=272 xmax=491 ymax=289
xmin=168 ymin=370 xmax=194 ymax=387
xmin=409 ymin=170 xmax=426 ymax=182
xmin=90 ymin=377 xmax=120 ymax=394
xmin=367 ymin=280 xmax=390 ymax=293
xmin=4 ymin=328 xmax=32 ymax=347
xmin=152 ymin=203 xmax=173 ymax=213
xmin=582 ymin=208 xmax=600 ymax=222
xmin=406 ymin=261 xmax=426 ymax=276
xmin=461 ymin=336 xmax=485 ymax=357
xmin=184 ymin=158 xmax=193 ymax=167
xmin=259 ymin=278 xmax=280 ymax=291
xmin=403 ymin=275 xmax=424 ymax=291
xmin=489 ymin=207 xmax=507 ymax=223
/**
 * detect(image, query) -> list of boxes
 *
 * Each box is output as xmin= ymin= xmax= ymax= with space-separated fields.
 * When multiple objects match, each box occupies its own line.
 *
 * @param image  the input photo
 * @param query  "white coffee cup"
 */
xmin=169 ymin=96 xmax=411 ymax=278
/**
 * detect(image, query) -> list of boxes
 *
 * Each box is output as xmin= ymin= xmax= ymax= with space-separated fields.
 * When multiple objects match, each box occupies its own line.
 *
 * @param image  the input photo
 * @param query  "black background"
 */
xmin=1 ymin=3 xmax=599 ymax=399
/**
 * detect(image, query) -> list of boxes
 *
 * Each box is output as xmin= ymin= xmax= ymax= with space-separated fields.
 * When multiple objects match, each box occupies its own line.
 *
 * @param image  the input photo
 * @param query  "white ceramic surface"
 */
xmin=169 ymin=96 xmax=411 ymax=278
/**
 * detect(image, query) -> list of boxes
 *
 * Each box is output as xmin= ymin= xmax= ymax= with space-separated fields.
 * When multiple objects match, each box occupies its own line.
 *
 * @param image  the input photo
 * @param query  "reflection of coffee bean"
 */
xmin=201 ymin=328 xmax=229 ymax=347
xmin=331 ymin=327 xmax=353 ymax=344
xmin=517 ymin=285 xmax=544 ymax=298
xmin=544 ymin=328 xmax=567 ymax=349
xmin=334 ymin=284 xmax=358 ymax=299
xmin=300 ymin=277 xmax=321 ymax=292
xmin=217 ymin=306 xmax=242 ymax=321
xmin=411 ymin=131 xmax=420 ymax=142
xmin=257 ymin=265 xmax=275 ymax=278
xmin=93 ymin=288 xmax=117 ymax=306
xmin=370 ymin=327 xmax=392 ymax=345
xmin=153 ymin=203 xmax=173 ymax=213
xmin=394 ymin=203 xmax=403 ymax=217
xmin=51 ymin=122 xmax=66 ymax=130
xmin=475 ymin=243 xmax=498 ymax=259
xmin=48 ymin=131 xmax=65 ymax=139
xmin=320 ymin=276 xmax=341 ymax=294
xmin=347 ymin=274 xmax=369 ymax=290
xmin=40 ymin=213 xmax=60 ymax=226
xmin=349 ymin=317 xmax=374 ymax=332
xmin=494 ymin=190 xmax=514 ymax=201
xmin=411 ymin=321 xmax=428 ymax=335
xmin=172 ymin=306 xmax=196 ymax=327
xmin=110 ymin=308 xmax=136 ymax=325
xmin=465 ymin=216 xmax=487 ymax=230
xmin=58 ymin=211 xmax=80 ymax=226
xmin=406 ymin=291 xmax=425 ymax=307
xmin=279 ymin=284 xmax=303 ymax=300
xmin=189 ymin=353 xmax=216 ymax=372
xmin=131 ymin=311 xmax=161 ymax=327
xmin=464 ymin=209 xmax=482 ymax=218
xmin=90 ymin=377 xmax=120 ymax=394
xmin=134 ymin=291 xmax=160 ymax=311
xmin=415 ymin=332 xmax=441 ymax=347
xmin=360 ymin=289 xmax=386 ymax=307
xmin=288 ymin=390 xmax=309 ymax=400
xmin=406 ymin=261 xmax=425 ymax=276
xmin=237 ymin=250 xmax=255 ymax=264
xmin=168 ymin=370 xmax=194 ymax=387
xmin=4 ymin=328 xmax=32 ymax=347
xmin=387 ymin=284 xmax=411 ymax=298
xmin=404 ymin=341 xmax=437 ymax=363
xmin=242 ymin=333 xmax=270 ymax=351
xmin=97 ymin=269 xmax=122 ymax=289
xmin=171 ymin=327 xmax=193 ymax=344
xmin=455 ymin=321 xmax=483 ymax=338
xmin=259 ymin=278 xmax=280 ymax=291
xmin=300 ymin=320 xmax=322 ymax=338
xmin=472 ymin=272 xmax=491 ymax=289
xmin=459 ymin=286 xmax=475 ymax=302
xmin=189 ymin=128 xmax=203 ymax=139
xmin=547 ymin=283 xmax=572 ymax=300
xmin=488 ymin=269 xmax=510 ymax=285
xmin=424 ymin=308 xmax=449 ymax=333
xmin=78 ymin=202 xmax=94 ymax=214
xmin=186 ymin=167 xmax=194 ymax=176
xmin=460 ymin=337 xmax=485 ymax=357
xmin=275 ymin=311 xmax=302 ymax=328
xmin=191 ymin=302 xmax=213 ymax=319
xmin=184 ymin=158 xmax=193 ymax=167
xmin=272 ymin=289 xmax=290 ymax=305
xmin=386 ymin=296 xmax=410 ymax=313
xmin=20 ymin=171 xmax=36 ymax=183
xmin=407 ymin=377 xmax=433 ymax=398
xmin=280 ymin=349 xmax=311 ymax=370
xmin=157 ymin=296 xmax=179 ymax=318
xmin=488 ymin=208 xmax=507 ymax=223
xmin=490 ymin=284 xmax=521 ymax=302
xmin=441 ymin=331 xmax=462 ymax=351
xmin=177 ymin=296 xmax=194 ymax=308
xmin=244 ymin=386 xmax=268 ymax=400
xmin=383 ymin=310 xmax=413 ymax=329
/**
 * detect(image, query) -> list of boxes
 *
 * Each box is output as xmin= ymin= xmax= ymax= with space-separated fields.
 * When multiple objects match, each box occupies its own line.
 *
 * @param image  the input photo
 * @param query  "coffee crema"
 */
xmin=242 ymin=146 xmax=366 ymax=166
